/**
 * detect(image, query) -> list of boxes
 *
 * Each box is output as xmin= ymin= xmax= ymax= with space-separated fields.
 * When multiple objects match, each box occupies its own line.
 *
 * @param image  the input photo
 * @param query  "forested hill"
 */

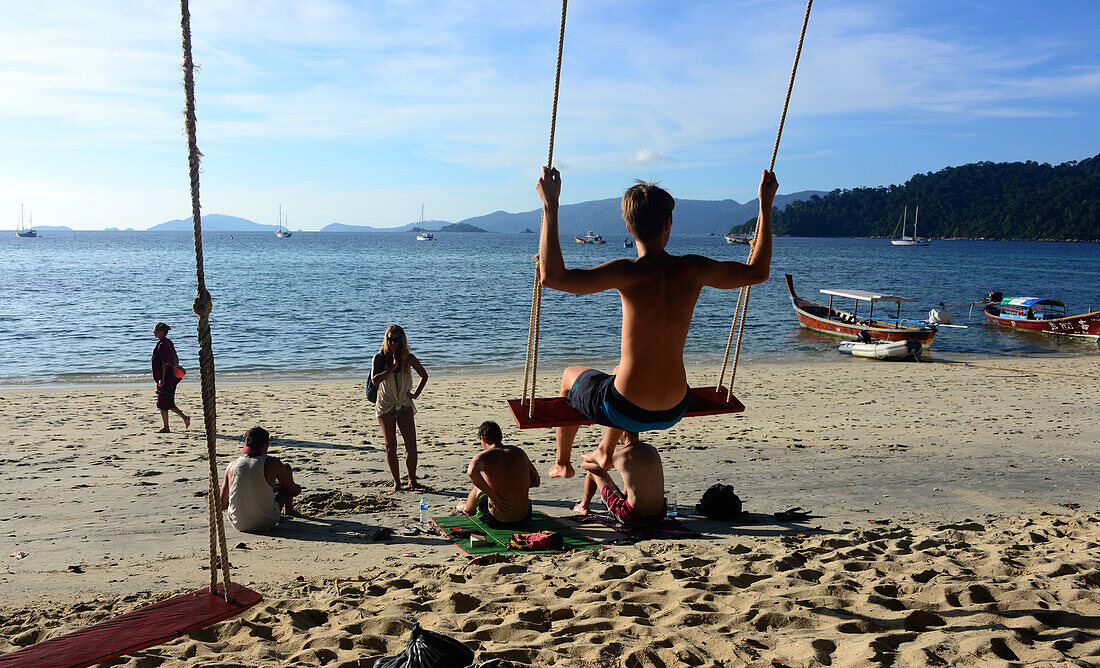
xmin=733 ymin=155 xmax=1100 ymax=241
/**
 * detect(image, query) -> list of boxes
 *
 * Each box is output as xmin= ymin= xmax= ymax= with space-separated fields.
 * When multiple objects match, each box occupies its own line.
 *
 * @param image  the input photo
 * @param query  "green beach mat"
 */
xmin=433 ymin=511 xmax=602 ymax=556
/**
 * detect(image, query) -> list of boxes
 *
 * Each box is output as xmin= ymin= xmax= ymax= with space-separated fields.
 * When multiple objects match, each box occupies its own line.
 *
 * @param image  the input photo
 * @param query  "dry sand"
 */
xmin=1 ymin=355 xmax=1098 ymax=666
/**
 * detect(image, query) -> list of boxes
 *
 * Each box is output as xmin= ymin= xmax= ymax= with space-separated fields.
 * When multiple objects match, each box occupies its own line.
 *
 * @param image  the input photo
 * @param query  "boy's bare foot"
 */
xmin=184 ymin=416 xmax=191 ymax=429
xmin=390 ymin=482 xmax=403 ymax=492
xmin=549 ymin=462 xmax=575 ymax=478
xmin=582 ymin=450 xmax=613 ymax=472
xmin=407 ymin=480 xmax=424 ymax=490
xmin=157 ymin=428 xmax=170 ymax=434
xmin=571 ymin=502 xmax=590 ymax=515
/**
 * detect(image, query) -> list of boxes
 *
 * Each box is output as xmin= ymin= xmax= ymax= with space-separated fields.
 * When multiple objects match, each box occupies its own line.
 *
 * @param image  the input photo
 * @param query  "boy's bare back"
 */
xmin=612 ymin=441 xmax=665 ymax=517
xmin=537 ymin=167 xmax=778 ymax=411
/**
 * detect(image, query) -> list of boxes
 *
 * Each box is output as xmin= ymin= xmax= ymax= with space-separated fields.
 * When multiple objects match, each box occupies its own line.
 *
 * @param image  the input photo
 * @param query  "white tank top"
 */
xmin=227 ymin=455 xmax=281 ymax=532
xmin=375 ymin=362 xmax=416 ymax=417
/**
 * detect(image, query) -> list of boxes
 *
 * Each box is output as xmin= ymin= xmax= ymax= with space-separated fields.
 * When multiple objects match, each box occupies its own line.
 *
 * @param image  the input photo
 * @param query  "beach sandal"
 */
xmin=773 ymin=507 xmax=812 ymax=522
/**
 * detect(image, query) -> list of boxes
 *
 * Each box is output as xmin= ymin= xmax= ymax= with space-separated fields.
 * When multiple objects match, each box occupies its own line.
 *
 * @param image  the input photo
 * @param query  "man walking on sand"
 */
xmin=221 ymin=426 xmax=302 ymax=533
xmin=456 ymin=421 xmax=541 ymax=528
xmin=536 ymin=166 xmax=778 ymax=477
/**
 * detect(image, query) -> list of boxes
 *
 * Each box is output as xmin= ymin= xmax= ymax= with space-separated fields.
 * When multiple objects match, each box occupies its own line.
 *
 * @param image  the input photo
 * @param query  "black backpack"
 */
xmin=695 ymin=484 xmax=743 ymax=520
xmin=374 ymin=624 xmax=475 ymax=668
xmin=365 ymin=354 xmax=387 ymax=403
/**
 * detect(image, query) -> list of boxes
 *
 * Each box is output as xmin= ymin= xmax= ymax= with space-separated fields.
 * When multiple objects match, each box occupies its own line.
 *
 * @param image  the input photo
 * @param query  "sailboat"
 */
xmin=890 ymin=205 xmax=928 ymax=246
xmin=415 ymin=205 xmax=435 ymax=241
xmin=16 ymin=204 xmax=37 ymax=238
xmin=275 ymin=205 xmax=292 ymax=238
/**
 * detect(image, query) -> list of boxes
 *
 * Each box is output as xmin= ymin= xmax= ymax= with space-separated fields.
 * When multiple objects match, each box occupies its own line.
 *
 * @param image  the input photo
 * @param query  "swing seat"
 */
xmin=0 ymin=584 xmax=262 ymax=668
xmin=507 ymin=386 xmax=744 ymax=429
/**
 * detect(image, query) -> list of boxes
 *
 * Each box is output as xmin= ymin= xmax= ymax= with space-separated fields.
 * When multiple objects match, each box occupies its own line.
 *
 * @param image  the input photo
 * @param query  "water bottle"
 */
xmin=419 ymin=496 xmax=429 ymax=525
xmin=667 ymin=493 xmax=678 ymax=519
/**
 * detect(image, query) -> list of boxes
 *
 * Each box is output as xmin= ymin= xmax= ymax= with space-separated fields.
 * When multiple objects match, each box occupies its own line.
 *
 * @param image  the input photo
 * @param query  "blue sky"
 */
xmin=2 ymin=0 xmax=1099 ymax=230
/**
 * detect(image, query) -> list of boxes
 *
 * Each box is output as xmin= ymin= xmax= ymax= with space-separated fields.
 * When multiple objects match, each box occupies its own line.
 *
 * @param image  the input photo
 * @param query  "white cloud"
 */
xmin=629 ymin=149 xmax=672 ymax=164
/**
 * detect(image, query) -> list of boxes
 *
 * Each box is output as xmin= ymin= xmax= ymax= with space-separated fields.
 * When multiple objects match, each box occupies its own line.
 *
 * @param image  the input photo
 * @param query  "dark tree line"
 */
xmin=731 ymin=155 xmax=1100 ymax=241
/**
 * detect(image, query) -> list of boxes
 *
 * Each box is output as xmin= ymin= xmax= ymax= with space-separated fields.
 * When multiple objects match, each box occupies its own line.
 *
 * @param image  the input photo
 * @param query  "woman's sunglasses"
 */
xmin=387 ymin=335 xmax=400 ymax=342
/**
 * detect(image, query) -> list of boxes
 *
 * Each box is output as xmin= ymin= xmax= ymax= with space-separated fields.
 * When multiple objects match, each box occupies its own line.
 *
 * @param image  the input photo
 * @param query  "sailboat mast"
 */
xmin=914 ymin=206 xmax=918 ymax=239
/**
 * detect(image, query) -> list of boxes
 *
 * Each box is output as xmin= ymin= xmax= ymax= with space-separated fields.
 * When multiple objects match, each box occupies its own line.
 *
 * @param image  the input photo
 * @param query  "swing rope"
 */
xmin=522 ymin=0 xmax=567 ymax=416
xmin=180 ymin=0 xmax=234 ymax=603
xmin=716 ymin=0 xmax=812 ymax=399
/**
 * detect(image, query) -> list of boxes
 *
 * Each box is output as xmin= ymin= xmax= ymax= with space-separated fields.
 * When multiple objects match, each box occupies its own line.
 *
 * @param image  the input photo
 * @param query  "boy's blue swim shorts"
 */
xmin=566 ymin=369 xmax=690 ymax=433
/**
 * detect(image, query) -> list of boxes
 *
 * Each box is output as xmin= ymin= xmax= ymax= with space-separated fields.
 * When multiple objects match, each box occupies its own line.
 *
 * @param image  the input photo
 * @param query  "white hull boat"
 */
xmin=839 ymin=339 xmax=922 ymax=361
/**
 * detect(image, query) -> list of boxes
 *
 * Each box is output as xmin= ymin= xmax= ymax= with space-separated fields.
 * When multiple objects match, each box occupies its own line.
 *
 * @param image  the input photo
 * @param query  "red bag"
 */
xmin=509 ymin=530 xmax=564 ymax=551
xmin=174 ymin=365 xmax=186 ymax=379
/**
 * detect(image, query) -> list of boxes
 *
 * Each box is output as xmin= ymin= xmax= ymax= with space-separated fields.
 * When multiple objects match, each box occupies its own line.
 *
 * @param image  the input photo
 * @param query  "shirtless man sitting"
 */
xmin=573 ymin=432 xmax=666 ymax=526
xmin=220 ymin=426 xmax=302 ymax=533
xmin=537 ymin=166 xmax=778 ymax=477
xmin=456 ymin=421 xmax=541 ymax=528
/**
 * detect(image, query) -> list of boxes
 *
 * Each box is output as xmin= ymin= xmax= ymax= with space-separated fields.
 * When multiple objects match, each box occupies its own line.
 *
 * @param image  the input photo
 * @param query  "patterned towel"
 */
xmin=571 ymin=513 xmax=701 ymax=544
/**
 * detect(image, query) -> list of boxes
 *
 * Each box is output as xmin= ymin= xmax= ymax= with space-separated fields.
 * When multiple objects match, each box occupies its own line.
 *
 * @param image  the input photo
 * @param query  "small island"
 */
xmin=437 ymin=222 xmax=488 ymax=233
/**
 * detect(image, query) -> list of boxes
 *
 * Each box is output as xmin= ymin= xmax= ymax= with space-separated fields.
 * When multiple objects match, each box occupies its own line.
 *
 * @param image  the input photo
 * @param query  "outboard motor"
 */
xmin=856 ymin=330 xmax=873 ymax=344
xmin=928 ymin=302 xmax=951 ymax=325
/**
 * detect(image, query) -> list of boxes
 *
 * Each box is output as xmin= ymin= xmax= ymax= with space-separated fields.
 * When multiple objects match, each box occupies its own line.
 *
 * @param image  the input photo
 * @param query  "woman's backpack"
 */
xmin=365 ymin=354 xmax=387 ymax=403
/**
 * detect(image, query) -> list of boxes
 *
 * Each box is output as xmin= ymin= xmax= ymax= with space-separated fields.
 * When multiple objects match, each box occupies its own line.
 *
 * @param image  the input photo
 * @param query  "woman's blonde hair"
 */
xmin=380 ymin=324 xmax=410 ymax=371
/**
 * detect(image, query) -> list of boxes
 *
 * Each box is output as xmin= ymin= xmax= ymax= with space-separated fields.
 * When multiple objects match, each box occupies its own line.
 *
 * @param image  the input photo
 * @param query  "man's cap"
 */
xmin=242 ymin=426 xmax=270 ymax=455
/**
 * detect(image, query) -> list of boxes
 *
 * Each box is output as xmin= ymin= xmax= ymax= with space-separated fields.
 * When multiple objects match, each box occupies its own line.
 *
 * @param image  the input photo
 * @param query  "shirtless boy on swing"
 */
xmin=537 ymin=166 xmax=777 ymax=478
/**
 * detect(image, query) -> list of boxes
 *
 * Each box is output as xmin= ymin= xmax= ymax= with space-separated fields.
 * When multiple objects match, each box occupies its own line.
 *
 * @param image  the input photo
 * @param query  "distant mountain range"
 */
xmin=148 ymin=214 xmax=282 ymax=232
xmin=450 ymin=191 xmax=823 ymax=237
xmin=140 ymin=192 xmax=821 ymax=235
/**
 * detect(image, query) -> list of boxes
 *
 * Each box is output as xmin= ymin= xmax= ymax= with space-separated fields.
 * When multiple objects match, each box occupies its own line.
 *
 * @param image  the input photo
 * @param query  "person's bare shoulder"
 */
xmin=616 ymin=442 xmax=660 ymax=470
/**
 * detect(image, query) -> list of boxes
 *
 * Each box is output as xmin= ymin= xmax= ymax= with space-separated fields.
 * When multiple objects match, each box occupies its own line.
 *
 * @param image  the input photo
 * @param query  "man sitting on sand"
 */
xmin=536 ymin=166 xmax=778 ymax=478
xmin=455 ymin=421 xmax=540 ymax=528
xmin=220 ymin=426 xmax=302 ymax=533
xmin=573 ymin=432 xmax=666 ymax=526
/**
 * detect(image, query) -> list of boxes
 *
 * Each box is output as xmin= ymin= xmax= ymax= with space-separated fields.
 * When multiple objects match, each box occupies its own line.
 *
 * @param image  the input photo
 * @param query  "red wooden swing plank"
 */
xmin=0 ymin=584 xmax=262 ymax=668
xmin=508 ymin=386 xmax=744 ymax=429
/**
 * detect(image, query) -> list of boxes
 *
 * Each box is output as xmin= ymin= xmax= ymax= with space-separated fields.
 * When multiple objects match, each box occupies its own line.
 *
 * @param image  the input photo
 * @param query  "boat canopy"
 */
xmin=999 ymin=297 xmax=1066 ymax=308
xmin=819 ymin=288 xmax=913 ymax=304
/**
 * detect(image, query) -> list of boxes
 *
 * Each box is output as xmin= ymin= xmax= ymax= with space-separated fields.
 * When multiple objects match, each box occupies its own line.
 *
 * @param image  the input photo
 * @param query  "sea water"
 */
xmin=1 ymin=232 xmax=1098 ymax=385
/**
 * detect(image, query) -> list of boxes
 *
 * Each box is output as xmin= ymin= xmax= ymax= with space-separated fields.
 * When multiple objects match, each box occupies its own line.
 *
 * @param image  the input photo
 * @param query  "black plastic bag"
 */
xmin=374 ymin=623 xmax=475 ymax=668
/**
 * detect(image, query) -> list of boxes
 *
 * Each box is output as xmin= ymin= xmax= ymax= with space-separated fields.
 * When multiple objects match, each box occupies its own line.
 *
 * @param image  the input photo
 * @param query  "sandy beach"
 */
xmin=1 ymin=355 xmax=1098 ymax=666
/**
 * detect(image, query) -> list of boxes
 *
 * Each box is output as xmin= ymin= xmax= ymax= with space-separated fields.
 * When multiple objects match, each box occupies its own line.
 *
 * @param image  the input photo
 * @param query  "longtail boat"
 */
xmin=784 ymin=274 xmax=938 ymax=344
xmin=981 ymin=293 xmax=1100 ymax=341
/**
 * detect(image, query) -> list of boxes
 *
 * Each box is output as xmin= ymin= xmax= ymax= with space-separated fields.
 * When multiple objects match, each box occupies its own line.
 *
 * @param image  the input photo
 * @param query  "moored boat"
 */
xmin=724 ymin=233 xmax=752 ymax=245
xmin=839 ymin=339 xmax=923 ymax=361
xmin=275 ymin=205 xmax=292 ymax=238
xmin=981 ymin=292 xmax=1100 ymax=340
xmin=890 ymin=205 xmax=928 ymax=246
xmin=574 ymin=230 xmax=605 ymax=244
xmin=784 ymin=274 xmax=937 ymax=344
xmin=15 ymin=205 xmax=37 ymax=238
xmin=415 ymin=205 xmax=435 ymax=241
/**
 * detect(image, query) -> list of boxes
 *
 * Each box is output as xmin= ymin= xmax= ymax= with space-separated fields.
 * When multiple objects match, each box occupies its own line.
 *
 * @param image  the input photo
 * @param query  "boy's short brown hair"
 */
xmin=621 ymin=180 xmax=675 ymax=241
xmin=478 ymin=420 xmax=503 ymax=445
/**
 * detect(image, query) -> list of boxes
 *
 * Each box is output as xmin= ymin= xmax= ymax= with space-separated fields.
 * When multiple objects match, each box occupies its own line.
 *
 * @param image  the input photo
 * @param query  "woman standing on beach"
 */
xmin=151 ymin=322 xmax=190 ymax=433
xmin=372 ymin=324 xmax=428 ymax=491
